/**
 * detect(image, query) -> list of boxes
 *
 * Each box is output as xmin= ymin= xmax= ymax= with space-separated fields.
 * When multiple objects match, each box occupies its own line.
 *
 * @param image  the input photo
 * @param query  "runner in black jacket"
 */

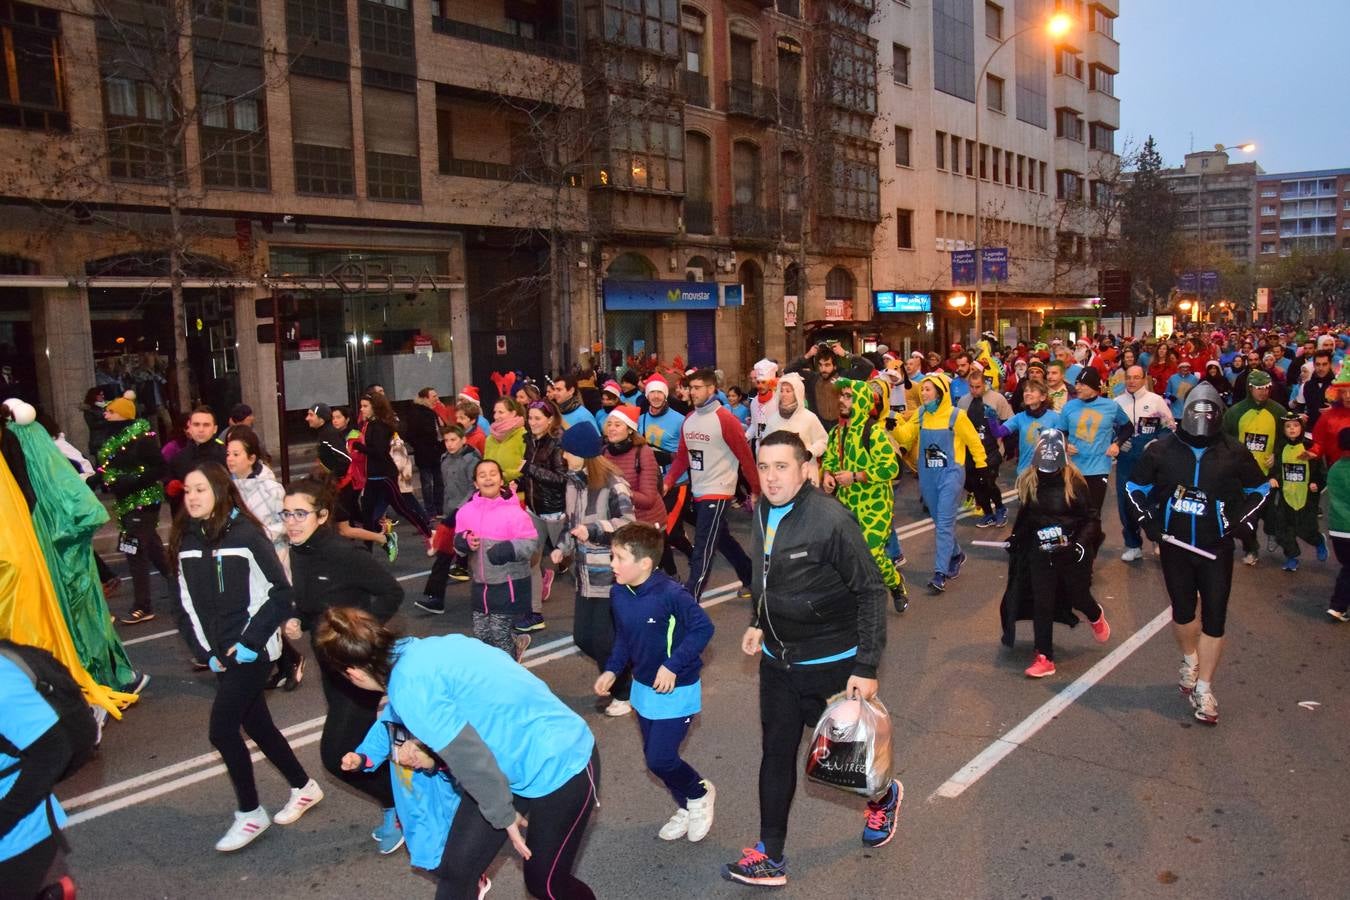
xmin=281 ymin=478 xmax=406 ymax=854
xmin=172 ymin=463 xmax=320 ymax=853
xmin=724 ymin=431 xmax=896 ymax=889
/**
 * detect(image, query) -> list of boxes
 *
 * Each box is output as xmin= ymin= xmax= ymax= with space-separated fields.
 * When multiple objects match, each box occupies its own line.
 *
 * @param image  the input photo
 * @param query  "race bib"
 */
xmin=1037 ymin=524 xmax=1066 ymax=551
xmin=689 ymin=449 xmax=704 ymax=471
xmin=924 ymin=445 xmax=950 ymax=469
xmin=1137 ymin=416 xmax=1160 ymax=435
xmin=1170 ymin=486 xmax=1210 ymax=517
xmin=1283 ymin=463 xmax=1306 ymax=483
xmin=118 ymin=532 xmax=140 ymax=555
xmin=1245 ymin=433 xmax=1269 ymax=453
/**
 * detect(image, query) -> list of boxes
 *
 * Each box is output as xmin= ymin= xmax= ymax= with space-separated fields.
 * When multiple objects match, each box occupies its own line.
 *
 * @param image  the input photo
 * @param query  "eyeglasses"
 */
xmin=279 ymin=509 xmax=315 ymax=521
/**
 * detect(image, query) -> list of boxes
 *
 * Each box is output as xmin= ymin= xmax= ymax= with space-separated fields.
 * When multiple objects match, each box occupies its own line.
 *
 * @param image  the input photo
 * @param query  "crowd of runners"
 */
xmin=5 ymin=322 xmax=1350 ymax=899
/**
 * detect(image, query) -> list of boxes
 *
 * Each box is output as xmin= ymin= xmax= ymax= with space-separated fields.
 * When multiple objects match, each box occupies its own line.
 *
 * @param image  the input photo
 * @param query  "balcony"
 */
xmin=731 ymin=203 xmax=779 ymax=241
xmin=684 ymin=199 xmax=714 ymax=234
xmin=681 ymin=70 xmax=710 ymax=109
xmin=726 ymin=81 xmax=778 ymax=122
xmin=431 ymin=17 xmax=578 ymax=62
xmin=441 ymin=157 xmax=514 ymax=180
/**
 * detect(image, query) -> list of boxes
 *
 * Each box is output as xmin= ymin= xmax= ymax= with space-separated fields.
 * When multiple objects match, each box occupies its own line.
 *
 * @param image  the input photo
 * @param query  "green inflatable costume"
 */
xmin=9 ymin=415 xmax=136 ymax=689
xmin=822 ymin=377 xmax=905 ymax=593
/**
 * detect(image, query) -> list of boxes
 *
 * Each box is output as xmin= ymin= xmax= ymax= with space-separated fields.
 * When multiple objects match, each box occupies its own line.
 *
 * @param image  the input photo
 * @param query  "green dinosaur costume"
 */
xmin=822 ymin=377 xmax=904 ymax=591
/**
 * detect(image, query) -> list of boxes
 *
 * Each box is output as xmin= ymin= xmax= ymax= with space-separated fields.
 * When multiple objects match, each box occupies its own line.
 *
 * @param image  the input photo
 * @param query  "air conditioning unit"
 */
xmin=935 ymin=238 xmax=946 ymax=251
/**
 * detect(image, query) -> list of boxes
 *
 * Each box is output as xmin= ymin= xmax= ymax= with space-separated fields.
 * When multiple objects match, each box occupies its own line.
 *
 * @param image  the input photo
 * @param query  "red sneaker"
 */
xmin=1089 ymin=608 xmax=1111 ymax=643
xmin=1024 ymin=654 xmax=1056 ymax=678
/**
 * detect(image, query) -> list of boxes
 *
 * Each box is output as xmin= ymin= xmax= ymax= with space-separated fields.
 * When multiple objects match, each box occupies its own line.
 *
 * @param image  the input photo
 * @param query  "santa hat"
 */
xmin=882 ymin=351 xmax=899 ymax=364
xmin=607 ymin=405 xmax=641 ymax=433
xmin=644 ymin=374 xmax=669 ymax=396
xmin=458 ymin=385 xmax=481 ymax=404
xmin=3 ymin=398 xmax=36 ymax=425
xmin=602 ymin=380 xmax=622 ymax=398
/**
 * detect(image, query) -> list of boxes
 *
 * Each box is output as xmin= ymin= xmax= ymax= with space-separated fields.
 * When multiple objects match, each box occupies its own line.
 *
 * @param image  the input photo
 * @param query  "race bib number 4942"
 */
xmin=1170 ymin=486 xmax=1209 ymax=517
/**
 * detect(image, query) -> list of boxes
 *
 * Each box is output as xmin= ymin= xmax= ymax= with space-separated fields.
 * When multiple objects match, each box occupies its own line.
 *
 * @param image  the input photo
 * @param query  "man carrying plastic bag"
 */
xmin=722 ymin=431 xmax=900 ymax=889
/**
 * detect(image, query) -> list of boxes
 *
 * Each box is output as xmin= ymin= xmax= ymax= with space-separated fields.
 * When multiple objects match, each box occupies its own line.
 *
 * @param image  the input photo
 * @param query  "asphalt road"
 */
xmin=60 ymin=475 xmax=1350 ymax=900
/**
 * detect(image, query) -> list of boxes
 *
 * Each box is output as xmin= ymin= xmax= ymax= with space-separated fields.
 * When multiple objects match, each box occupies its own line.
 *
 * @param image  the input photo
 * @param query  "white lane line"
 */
xmin=66 ymin=581 xmax=744 ymax=827
xmin=930 ymin=604 xmax=1174 ymax=801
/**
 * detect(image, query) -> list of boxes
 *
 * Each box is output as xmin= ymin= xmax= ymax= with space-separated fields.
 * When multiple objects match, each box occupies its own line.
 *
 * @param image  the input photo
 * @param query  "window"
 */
xmin=1039 ymin=161 xmax=1047 ymax=192
xmin=933 ymin=0 xmax=975 ymax=102
xmin=1014 ymin=0 xmax=1047 ymax=128
xmin=732 ymin=141 xmax=760 ymax=206
xmin=102 ymin=74 xmax=182 ymax=182
xmin=1089 ymin=65 xmax=1114 ymax=95
xmin=964 ymin=139 xmax=974 ymax=176
xmin=951 ymin=134 xmax=961 ymax=173
xmin=364 ymin=86 xmax=419 ymax=201
xmin=1090 ymin=180 xmax=1112 ymax=207
xmin=1055 ymin=108 xmax=1083 ymax=142
xmin=985 ymin=2 xmax=1002 ymax=40
xmin=290 ymin=75 xmax=354 ymax=195
xmin=197 ymin=0 xmax=259 ymax=27
xmin=825 ymin=266 xmax=854 ymax=300
xmin=829 ymin=34 xmax=877 ymax=114
xmin=682 ymin=9 xmax=703 ymax=73
xmin=605 ymin=98 xmax=684 ymax=192
xmin=780 ymin=150 xmax=802 ymax=214
xmin=199 ymin=93 xmax=269 ymax=189
xmin=1260 ymin=242 xmax=1275 ymax=254
xmin=896 ymin=208 xmax=914 ymax=249
xmin=892 ymin=42 xmax=910 ymax=86
xmin=601 ymin=0 xmax=680 ymax=57
xmin=935 ymin=130 xmax=946 ymax=170
xmin=777 ymin=0 xmax=801 ymax=18
xmin=360 ymin=0 xmax=414 ymax=57
xmin=827 ymin=142 xmax=879 ymax=221
xmin=894 ymin=126 xmax=911 ymax=167
xmin=1055 ymin=49 xmax=1083 ymax=79
xmin=1016 ymin=154 xmax=1024 ymax=188
xmin=1004 ymin=150 xmax=1012 ymax=185
xmin=1057 ymin=169 xmax=1082 ymax=201
xmin=0 ymin=1 xmax=67 ymax=131
xmin=979 ymin=143 xmax=987 ymax=179
xmin=991 ymin=147 xmax=1000 ymax=183
xmin=1089 ymin=121 xmax=1114 ymax=153
xmin=287 ymin=0 xmax=348 ymax=46
xmin=1090 ymin=5 xmax=1114 ymax=38
xmin=986 ymin=74 xmax=1004 ymax=112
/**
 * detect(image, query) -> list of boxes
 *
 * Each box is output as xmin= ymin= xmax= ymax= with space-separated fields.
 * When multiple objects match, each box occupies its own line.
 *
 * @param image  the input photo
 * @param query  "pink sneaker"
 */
xmin=541 ymin=568 xmax=555 ymax=602
xmin=1024 ymin=654 xmax=1056 ymax=678
xmin=1089 ymin=608 xmax=1110 ymax=643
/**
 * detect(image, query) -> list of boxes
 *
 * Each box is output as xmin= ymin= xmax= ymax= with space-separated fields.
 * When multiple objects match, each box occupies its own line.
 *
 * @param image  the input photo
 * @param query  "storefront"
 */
xmin=602 ymin=278 xmax=742 ymax=370
xmin=871 ymin=290 xmax=937 ymax=356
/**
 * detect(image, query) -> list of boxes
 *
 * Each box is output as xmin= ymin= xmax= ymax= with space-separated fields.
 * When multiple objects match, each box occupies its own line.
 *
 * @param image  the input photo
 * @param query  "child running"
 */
xmin=595 ymin=523 xmax=716 ymax=842
xmin=1271 ymin=412 xmax=1327 ymax=573
xmin=418 ymin=424 xmax=480 ymax=613
xmin=453 ymin=459 xmax=538 ymax=659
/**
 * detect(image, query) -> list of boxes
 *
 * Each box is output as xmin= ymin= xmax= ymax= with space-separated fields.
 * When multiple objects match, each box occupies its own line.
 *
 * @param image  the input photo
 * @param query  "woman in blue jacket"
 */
xmin=317 ymin=606 xmax=599 ymax=900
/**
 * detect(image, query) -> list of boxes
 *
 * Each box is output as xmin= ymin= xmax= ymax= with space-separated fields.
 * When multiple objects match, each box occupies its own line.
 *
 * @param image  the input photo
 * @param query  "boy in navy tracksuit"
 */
xmin=596 ymin=523 xmax=716 ymax=842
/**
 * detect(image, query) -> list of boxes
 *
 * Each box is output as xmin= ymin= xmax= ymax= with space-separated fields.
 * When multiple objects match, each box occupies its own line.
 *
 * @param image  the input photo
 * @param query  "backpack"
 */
xmin=0 ymin=640 xmax=98 ymax=782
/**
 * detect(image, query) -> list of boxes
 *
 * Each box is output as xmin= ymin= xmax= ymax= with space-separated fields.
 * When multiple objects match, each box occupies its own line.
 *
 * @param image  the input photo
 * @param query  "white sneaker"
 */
xmin=1178 ymin=659 xmax=1199 ymax=695
xmin=1327 ymin=608 xmax=1350 ymax=623
xmin=215 ymin=807 xmax=270 ymax=852
xmin=686 ymin=781 xmax=715 ymax=842
xmin=603 ymin=699 xmax=633 ymax=717
xmin=273 ymin=778 xmax=324 ymax=825
xmin=478 ymin=875 xmax=492 ymax=899
xmin=1191 ymin=688 xmax=1218 ymax=725
xmin=1120 ymin=547 xmax=1144 ymax=562
xmin=658 ymin=807 xmax=689 ymax=841
xmin=1243 ymin=552 xmax=1258 ymax=567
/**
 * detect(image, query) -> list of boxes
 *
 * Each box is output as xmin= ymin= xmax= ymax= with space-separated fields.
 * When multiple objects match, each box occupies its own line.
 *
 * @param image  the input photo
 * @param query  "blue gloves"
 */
xmin=208 ymin=656 xmax=225 ymax=673
xmin=485 ymin=542 xmax=516 ymax=565
xmin=231 ymin=643 xmax=259 ymax=664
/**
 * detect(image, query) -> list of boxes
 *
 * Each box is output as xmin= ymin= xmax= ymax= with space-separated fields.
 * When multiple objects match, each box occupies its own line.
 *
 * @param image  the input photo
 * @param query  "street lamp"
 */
xmin=972 ymin=13 xmax=1076 ymax=340
xmin=1195 ymin=141 xmax=1256 ymax=240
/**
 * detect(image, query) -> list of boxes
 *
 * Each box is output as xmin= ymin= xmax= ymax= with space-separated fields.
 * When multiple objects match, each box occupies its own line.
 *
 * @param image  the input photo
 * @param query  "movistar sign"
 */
xmin=604 ymin=279 xmax=720 ymax=311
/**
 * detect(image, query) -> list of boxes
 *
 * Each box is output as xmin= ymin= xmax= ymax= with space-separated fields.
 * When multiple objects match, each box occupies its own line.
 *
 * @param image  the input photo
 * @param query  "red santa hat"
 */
xmin=607 ymin=405 xmax=641 ymax=433
xmin=602 ymin=380 xmax=622 ymax=398
xmin=644 ymin=374 xmax=669 ymax=396
xmin=457 ymin=385 xmax=481 ymax=404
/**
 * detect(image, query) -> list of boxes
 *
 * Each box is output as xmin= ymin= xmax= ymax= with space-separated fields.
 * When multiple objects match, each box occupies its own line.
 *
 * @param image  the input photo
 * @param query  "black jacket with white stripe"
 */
xmin=175 ymin=513 xmax=293 ymax=666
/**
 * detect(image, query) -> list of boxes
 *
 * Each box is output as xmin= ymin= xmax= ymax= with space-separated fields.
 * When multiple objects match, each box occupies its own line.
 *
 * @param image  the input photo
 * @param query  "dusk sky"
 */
xmin=1116 ymin=0 xmax=1350 ymax=176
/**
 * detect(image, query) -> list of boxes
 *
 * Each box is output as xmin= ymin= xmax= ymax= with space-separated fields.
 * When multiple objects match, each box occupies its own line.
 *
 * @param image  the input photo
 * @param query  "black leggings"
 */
xmin=434 ymin=747 xmax=600 ymax=900
xmin=1161 ymin=540 xmax=1234 ymax=638
xmin=758 ymin=656 xmax=853 ymax=861
xmin=0 ymin=832 xmax=66 ymax=900
xmin=1029 ymin=554 xmax=1101 ymax=659
xmin=1083 ymin=475 xmax=1109 ymax=519
xmin=120 ymin=506 xmax=171 ymax=615
xmin=573 ymin=596 xmax=630 ymax=702
xmin=965 ymin=459 xmax=1004 ymax=516
xmin=318 ymin=662 xmax=394 ymax=808
xmin=209 ymin=657 xmax=309 ymax=812
xmin=362 ymin=477 xmax=432 ymax=537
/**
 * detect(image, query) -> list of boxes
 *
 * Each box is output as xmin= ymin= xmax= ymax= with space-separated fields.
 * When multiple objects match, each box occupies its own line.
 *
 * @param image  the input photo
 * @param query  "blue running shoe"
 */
xmin=948 ymin=551 xmax=967 ymax=578
xmin=926 ymin=572 xmax=948 ymax=594
xmin=722 ymin=842 xmax=787 ymax=887
xmin=1283 ymin=557 xmax=1299 ymax=573
xmin=862 ymin=779 xmax=904 ymax=848
xmin=975 ymin=514 xmax=997 ymax=528
xmin=1317 ymin=538 xmax=1328 ymax=562
xmin=994 ymin=507 xmax=1008 ymax=527
xmin=372 ymin=808 xmax=405 ymax=855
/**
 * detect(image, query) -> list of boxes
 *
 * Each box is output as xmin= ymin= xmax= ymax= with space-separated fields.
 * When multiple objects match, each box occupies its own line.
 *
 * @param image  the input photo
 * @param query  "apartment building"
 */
xmin=0 ymin=0 xmax=885 ymax=458
xmin=1253 ymin=167 xmax=1350 ymax=260
xmin=872 ymin=0 xmax=1120 ymax=350
xmin=1158 ymin=149 xmax=1262 ymax=264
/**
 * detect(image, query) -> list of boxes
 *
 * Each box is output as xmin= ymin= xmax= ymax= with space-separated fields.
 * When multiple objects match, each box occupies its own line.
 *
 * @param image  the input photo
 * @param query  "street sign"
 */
xmin=1177 ymin=272 xmax=1197 ymax=292
xmin=981 ymin=247 xmax=1009 ymax=283
xmin=951 ymin=250 xmax=976 ymax=285
xmin=824 ymin=298 xmax=853 ymax=320
xmin=298 ymin=339 xmax=321 ymax=361
xmin=495 ymin=334 xmax=507 ymax=355
xmin=1200 ymin=271 xmax=1219 ymax=294
xmin=1098 ymin=269 xmax=1132 ymax=314
xmin=1256 ymin=287 xmax=1270 ymax=314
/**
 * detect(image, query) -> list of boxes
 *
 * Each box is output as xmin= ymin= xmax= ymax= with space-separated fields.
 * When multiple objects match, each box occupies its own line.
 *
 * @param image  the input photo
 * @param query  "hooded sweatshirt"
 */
xmin=763 ymin=372 xmax=829 ymax=461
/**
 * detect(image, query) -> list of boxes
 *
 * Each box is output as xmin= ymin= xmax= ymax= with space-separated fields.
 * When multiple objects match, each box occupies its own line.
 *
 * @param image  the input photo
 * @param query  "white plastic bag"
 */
xmin=804 ymin=692 xmax=893 ymax=797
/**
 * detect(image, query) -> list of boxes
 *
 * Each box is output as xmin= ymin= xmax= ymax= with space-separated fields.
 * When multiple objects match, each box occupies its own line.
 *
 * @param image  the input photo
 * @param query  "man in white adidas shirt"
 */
xmin=1114 ymin=364 xmax=1175 ymax=561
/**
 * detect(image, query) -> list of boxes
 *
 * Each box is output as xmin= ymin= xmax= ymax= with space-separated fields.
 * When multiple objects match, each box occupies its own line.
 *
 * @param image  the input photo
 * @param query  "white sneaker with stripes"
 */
xmin=274 ymin=778 xmax=324 ymax=825
xmin=215 ymin=806 xmax=270 ymax=852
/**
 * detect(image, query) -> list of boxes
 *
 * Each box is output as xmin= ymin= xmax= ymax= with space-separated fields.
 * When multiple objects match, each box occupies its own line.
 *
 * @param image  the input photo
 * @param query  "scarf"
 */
xmin=558 ymin=392 xmax=582 ymax=415
xmin=756 ymin=384 xmax=775 ymax=405
xmin=607 ymin=437 xmax=634 ymax=456
xmin=490 ymin=415 xmax=523 ymax=441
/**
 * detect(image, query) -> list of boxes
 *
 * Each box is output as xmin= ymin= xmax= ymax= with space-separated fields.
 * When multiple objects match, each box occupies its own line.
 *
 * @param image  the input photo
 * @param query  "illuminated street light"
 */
xmin=1178 ymin=300 xmax=1193 ymax=312
xmin=1047 ymin=13 xmax=1073 ymax=39
xmin=949 ymin=293 xmax=969 ymax=309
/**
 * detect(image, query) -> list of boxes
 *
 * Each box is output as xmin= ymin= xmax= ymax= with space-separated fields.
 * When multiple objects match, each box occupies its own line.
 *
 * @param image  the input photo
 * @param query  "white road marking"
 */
xmin=930 ymin=604 xmax=1174 ymax=801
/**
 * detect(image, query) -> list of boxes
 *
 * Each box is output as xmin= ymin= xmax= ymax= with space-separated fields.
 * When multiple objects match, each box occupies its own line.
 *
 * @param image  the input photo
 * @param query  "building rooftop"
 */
xmin=1257 ymin=167 xmax=1350 ymax=182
